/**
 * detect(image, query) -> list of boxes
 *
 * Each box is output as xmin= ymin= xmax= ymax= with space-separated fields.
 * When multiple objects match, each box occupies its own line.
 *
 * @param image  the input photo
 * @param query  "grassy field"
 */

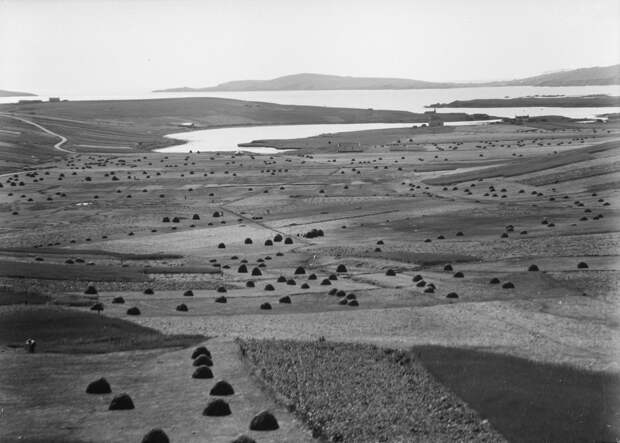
xmin=1 ymin=99 xmax=619 ymax=441
xmin=0 ymin=96 xmax=446 ymax=156
xmin=413 ymin=345 xmax=620 ymax=443
xmin=0 ymin=306 xmax=203 ymax=353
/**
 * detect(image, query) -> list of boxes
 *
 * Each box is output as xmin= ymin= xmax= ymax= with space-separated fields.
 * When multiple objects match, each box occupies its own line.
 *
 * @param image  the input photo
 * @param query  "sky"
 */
xmin=1 ymin=0 xmax=619 ymax=95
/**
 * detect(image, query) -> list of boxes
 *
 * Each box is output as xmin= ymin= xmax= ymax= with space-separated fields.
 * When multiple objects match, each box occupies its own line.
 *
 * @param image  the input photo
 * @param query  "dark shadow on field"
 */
xmin=412 ymin=345 xmax=620 ymax=443
xmin=0 ymin=306 xmax=203 ymax=353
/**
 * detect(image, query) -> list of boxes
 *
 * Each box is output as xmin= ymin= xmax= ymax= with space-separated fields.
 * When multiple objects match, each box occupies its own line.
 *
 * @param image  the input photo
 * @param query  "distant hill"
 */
xmin=155 ymin=64 xmax=620 ymax=93
xmin=493 ymin=64 xmax=620 ymax=87
xmin=154 ymin=73 xmax=466 ymax=92
xmin=0 ymin=89 xmax=35 ymax=97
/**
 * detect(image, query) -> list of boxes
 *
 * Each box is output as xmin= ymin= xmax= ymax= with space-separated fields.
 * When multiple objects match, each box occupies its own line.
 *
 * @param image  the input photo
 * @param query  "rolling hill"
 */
xmin=0 ymin=89 xmax=35 ymax=97
xmin=155 ymin=64 xmax=620 ymax=93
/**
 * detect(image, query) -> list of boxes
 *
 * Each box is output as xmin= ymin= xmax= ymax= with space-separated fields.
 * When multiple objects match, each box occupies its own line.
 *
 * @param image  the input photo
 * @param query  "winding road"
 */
xmin=0 ymin=112 xmax=73 ymax=153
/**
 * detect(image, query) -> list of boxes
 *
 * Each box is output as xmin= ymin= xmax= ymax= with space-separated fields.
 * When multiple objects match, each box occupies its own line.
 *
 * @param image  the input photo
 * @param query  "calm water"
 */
xmin=3 ymin=85 xmax=619 ymax=119
xmin=158 ymin=120 xmax=501 ymax=153
xmin=4 ymin=86 xmax=619 ymax=153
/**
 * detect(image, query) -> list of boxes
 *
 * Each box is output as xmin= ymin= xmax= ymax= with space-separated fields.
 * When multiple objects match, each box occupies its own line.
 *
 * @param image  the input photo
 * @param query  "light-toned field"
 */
xmin=1 ymin=107 xmax=619 ymax=441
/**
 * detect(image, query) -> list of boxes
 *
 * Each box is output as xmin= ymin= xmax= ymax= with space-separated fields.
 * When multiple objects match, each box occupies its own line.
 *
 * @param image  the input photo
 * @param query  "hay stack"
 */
xmin=193 ymin=354 xmax=213 ymax=367
xmin=385 ymin=269 xmax=396 ymax=276
xmin=489 ymin=278 xmax=500 ymax=284
xmin=192 ymin=365 xmax=214 ymax=379
xmin=286 ymin=279 xmax=296 ymax=285
xmin=231 ymin=436 xmax=256 ymax=443
xmin=192 ymin=214 xmax=200 ymax=220
xmin=336 ymin=264 xmax=347 ymax=273
xmin=308 ymin=274 xmax=317 ymax=280
xmin=126 ymin=307 xmax=141 ymax=315
xmin=412 ymin=275 xmax=423 ymax=282
xmin=210 ymin=380 xmax=235 ymax=396
xmin=277 ymin=276 xmax=286 ymax=283
xmin=252 ymin=267 xmax=262 ymax=276
xmin=246 ymin=281 xmax=255 ymax=288
xmin=264 ymin=284 xmax=275 ymax=291
xmin=577 ymin=262 xmax=589 ymax=269
xmin=502 ymin=282 xmax=515 ymax=289
xmin=238 ymin=264 xmax=248 ymax=273
xmin=109 ymin=393 xmax=134 ymax=410
xmin=245 ymin=238 xmax=253 ymax=244
xmin=112 ymin=296 xmax=125 ymax=304
xmin=453 ymin=271 xmax=464 ymax=278
xmin=528 ymin=264 xmax=539 ymax=272
xmin=260 ymin=302 xmax=272 ymax=310
xmin=90 ymin=303 xmax=104 ymax=312
xmin=218 ymin=242 xmax=226 ymax=249
xmin=446 ymin=292 xmax=459 ymax=299
xmin=141 ymin=429 xmax=169 ymax=443
xmin=86 ymin=377 xmax=111 ymax=394
xmin=338 ymin=298 xmax=347 ymax=305
xmin=279 ymin=295 xmax=291 ymax=304
xmin=264 ymin=240 xmax=273 ymax=246
xmin=273 ymin=234 xmax=283 ymax=242
xmin=84 ymin=285 xmax=98 ymax=295
xmin=301 ymin=283 xmax=309 ymax=289
xmin=348 ymin=299 xmax=359 ymax=306
xmin=192 ymin=346 xmax=211 ymax=359
xmin=144 ymin=288 xmax=154 ymax=295
xmin=184 ymin=290 xmax=194 ymax=296
xmin=320 ymin=279 xmax=331 ymax=286
xmin=294 ymin=266 xmax=305 ymax=275
xmin=176 ymin=303 xmax=188 ymax=312
xmin=217 ymin=286 xmax=227 ymax=293
xmin=249 ymin=410 xmax=279 ymax=431
xmin=203 ymin=399 xmax=231 ymax=416
xmin=284 ymin=237 xmax=293 ymax=244
xmin=444 ymin=264 xmax=453 ymax=271
xmin=215 ymin=295 xmax=227 ymax=303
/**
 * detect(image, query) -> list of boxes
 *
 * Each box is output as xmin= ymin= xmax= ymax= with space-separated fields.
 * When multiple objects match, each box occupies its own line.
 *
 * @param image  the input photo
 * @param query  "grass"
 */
xmin=238 ymin=338 xmax=501 ymax=442
xmin=0 ymin=288 xmax=50 ymax=305
xmin=0 ymin=306 xmax=204 ymax=353
xmin=0 ymin=247 xmax=184 ymax=260
xmin=413 ymin=345 xmax=620 ymax=443
xmin=0 ymin=97 xmax=426 ymax=153
xmin=423 ymin=140 xmax=619 ymax=185
xmin=0 ymin=260 xmax=148 ymax=281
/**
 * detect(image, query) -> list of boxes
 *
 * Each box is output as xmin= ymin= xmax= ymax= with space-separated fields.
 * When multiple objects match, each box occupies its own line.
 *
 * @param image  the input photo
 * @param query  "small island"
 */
xmin=427 ymin=94 xmax=620 ymax=108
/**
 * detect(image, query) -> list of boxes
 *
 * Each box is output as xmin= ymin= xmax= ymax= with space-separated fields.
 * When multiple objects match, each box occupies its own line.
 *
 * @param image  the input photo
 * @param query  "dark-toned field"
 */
xmin=1 ymin=97 xmax=619 ymax=442
xmin=0 ymin=306 xmax=203 ymax=353
xmin=414 ymin=346 xmax=620 ymax=443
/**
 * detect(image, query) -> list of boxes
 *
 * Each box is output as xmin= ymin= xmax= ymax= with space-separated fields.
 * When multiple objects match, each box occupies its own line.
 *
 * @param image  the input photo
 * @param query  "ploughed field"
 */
xmin=1 ymin=113 xmax=620 ymax=442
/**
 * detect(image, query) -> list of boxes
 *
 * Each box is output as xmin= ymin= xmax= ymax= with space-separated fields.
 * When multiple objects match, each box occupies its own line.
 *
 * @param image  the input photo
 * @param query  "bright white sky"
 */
xmin=1 ymin=0 xmax=619 ymax=95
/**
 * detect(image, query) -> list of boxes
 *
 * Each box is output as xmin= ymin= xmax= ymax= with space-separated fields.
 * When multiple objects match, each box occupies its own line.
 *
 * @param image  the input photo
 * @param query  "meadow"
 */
xmin=0 ymin=97 xmax=619 ymax=441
